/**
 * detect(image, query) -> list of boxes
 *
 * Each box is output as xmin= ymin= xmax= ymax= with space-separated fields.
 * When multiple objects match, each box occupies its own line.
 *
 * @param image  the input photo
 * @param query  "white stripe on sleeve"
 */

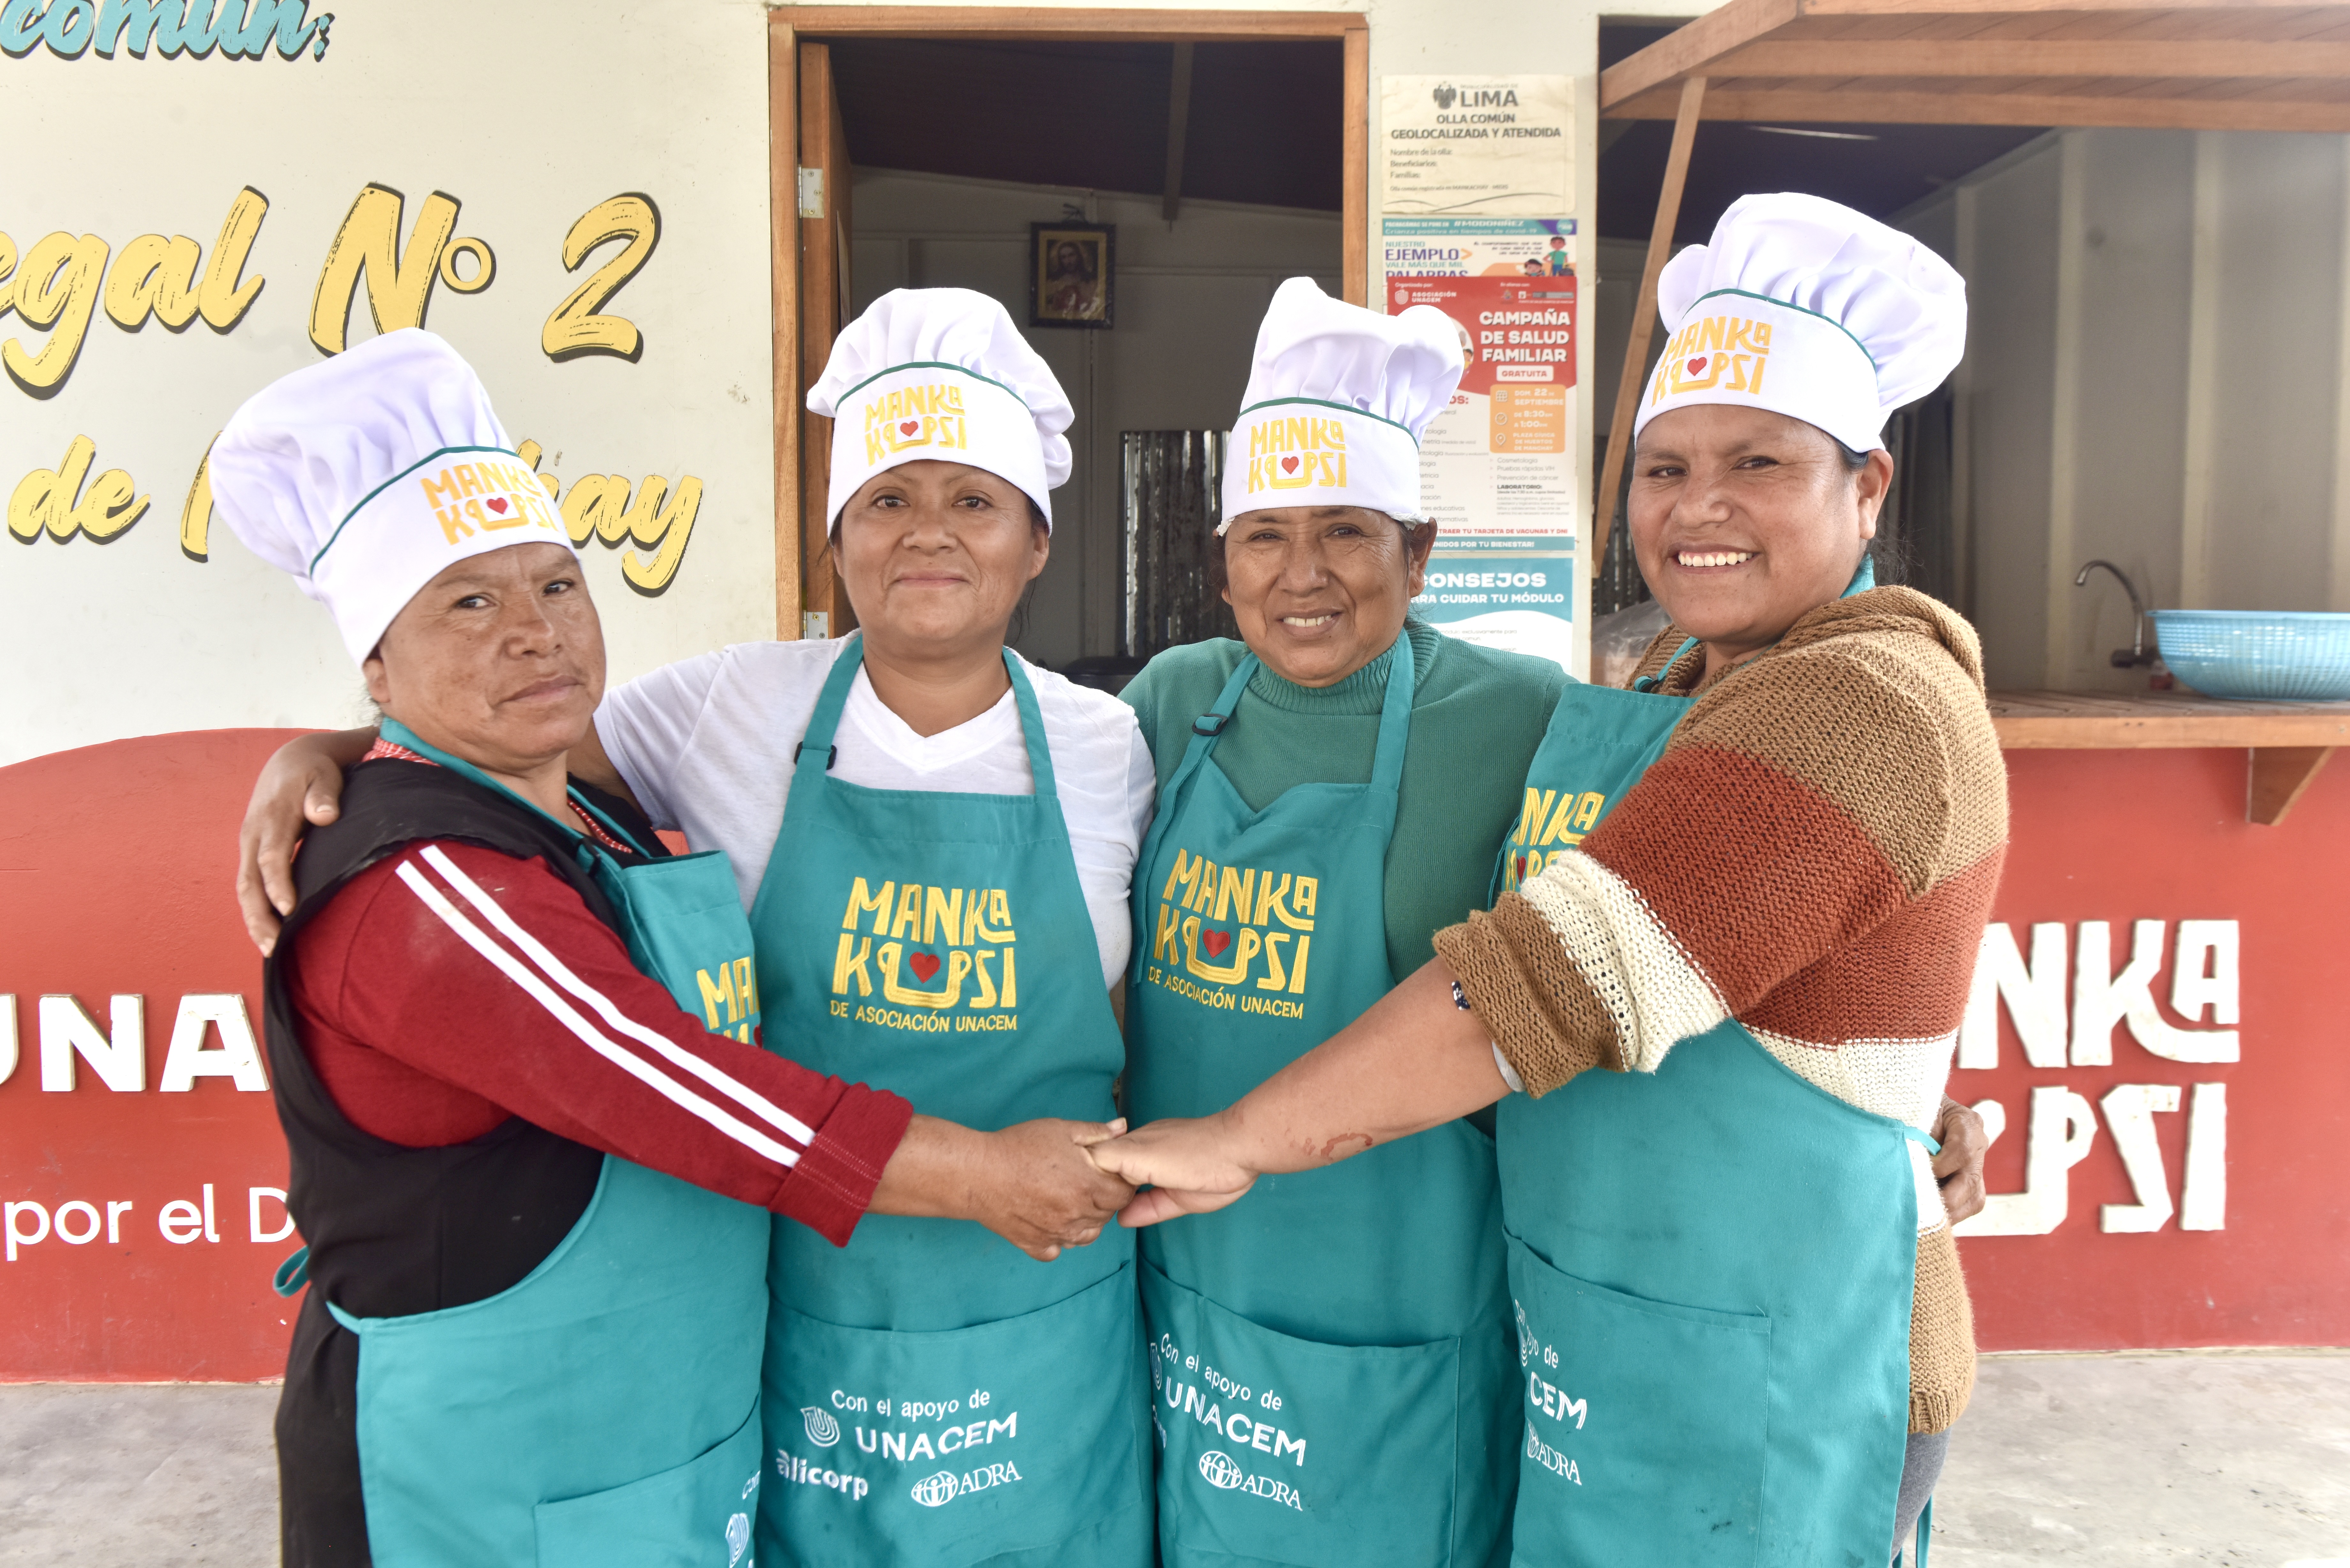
xmin=392 ymin=859 xmax=803 ymax=1169
xmin=418 ymin=844 xmax=817 ymax=1147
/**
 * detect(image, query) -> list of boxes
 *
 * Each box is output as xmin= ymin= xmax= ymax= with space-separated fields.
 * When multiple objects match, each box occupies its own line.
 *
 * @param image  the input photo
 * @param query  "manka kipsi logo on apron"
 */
xmin=830 ymin=878 xmax=1022 ymax=1034
xmin=1140 ymin=848 xmax=1320 ymax=1020
xmin=1499 ymin=785 xmax=1610 ymax=893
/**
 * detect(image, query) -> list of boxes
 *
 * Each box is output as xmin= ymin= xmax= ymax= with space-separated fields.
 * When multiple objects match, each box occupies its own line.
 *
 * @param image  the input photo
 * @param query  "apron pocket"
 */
xmin=1505 ymin=1234 xmax=1770 ymax=1568
xmin=1142 ymin=1261 xmax=1463 ymax=1568
xmin=533 ymin=1397 xmax=764 ymax=1568
xmin=763 ymin=1258 xmax=1150 ymax=1568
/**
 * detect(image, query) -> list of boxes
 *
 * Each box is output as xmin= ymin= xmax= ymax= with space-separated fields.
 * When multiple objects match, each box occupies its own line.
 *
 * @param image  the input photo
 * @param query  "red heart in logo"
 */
xmin=1279 ymin=456 xmax=1300 ymax=475
xmin=900 ymin=420 xmax=921 ymax=436
xmin=1686 ymin=357 xmax=1707 ymax=375
xmin=1515 ymin=855 xmax=1528 ymax=881
xmin=487 ymin=497 xmax=509 ymax=514
xmin=908 ymin=952 xmax=941 ymax=983
xmin=1202 ymin=929 xmax=1232 ymax=958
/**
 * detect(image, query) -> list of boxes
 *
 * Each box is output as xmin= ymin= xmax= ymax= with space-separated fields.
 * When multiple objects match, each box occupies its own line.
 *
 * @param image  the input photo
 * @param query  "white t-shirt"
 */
xmin=595 ymin=640 xmax=1156 ymax=988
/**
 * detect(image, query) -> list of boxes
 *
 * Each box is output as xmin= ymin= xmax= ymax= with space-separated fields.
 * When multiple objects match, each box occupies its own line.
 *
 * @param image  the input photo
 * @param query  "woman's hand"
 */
xmin=1932 ymin=1095 xmax=1991 ymax=1225
xmin=1086 ymin=1115 xmax=1260 ymax=1228
xmin=871 ymin=1114 xmax=1137 ymax=1261
xmin=238 ymin=727 xmax=375 ymax=955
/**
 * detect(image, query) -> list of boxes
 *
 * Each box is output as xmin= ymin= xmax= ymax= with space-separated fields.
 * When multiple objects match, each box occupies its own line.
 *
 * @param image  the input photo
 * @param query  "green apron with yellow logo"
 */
xmin=1125 ymin=637 xmax=1516 ymax=1568
xmin=1495 ymin=588 xmax=1934 ymax=1566
xmin=748 ymin=639 xmax=1151 ymax=1568
xmin=323 ymin=719 xmax=770 ymax=1568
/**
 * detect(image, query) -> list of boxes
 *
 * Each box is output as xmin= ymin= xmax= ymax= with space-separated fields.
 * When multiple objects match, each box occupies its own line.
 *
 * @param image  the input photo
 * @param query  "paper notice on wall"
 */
xmin=1388 ymin=270 xmax=1578 ymax=543
xmin=1388 ymin=257 xmax=1580 ymax=668
xmin=1411 ymin=544 xmax=1577 ymax=668
xmin=1381 ymin=76 xmax=1572 ymax=217
xmin=1381 ymin=218 xmax=1576 ymax=282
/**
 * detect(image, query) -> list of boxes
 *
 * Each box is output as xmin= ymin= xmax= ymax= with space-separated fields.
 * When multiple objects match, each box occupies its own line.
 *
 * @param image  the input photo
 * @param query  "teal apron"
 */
xmin=322 ymin=719 xmax=771 ymax=1568
xmin=1125 ymin=637 xmax=1516 ymax=1568
xmin=748 ymin=640 xmax=1151 ymax=1568
xmin=1494 ymin=583 xmax=1936 ymax=1567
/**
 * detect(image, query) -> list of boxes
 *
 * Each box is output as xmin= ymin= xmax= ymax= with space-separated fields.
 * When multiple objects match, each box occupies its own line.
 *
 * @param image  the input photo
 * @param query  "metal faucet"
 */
xmin=2074 ymin=560 xmax=2156 ymax=667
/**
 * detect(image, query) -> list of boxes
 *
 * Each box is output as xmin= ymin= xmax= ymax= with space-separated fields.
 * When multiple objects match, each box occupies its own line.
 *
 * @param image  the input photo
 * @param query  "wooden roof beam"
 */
xmin=1701 ymin=38 xmax=2350 ymax=81
xmin=1598 ymin=0 xmax=2350 ymax=109
xmin=1604 ymin=84 xmax=2350 ymax=132
xmin=1600 ymin=0 xmax=1795 ymax=107
xmin=1797 ymin=0 xmax=2342 ymax=15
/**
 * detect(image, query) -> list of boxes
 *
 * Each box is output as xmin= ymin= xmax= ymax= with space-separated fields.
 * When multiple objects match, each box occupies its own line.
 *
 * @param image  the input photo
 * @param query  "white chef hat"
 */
xmin=209 ymin=329 xmax=570 ymax=665
xmin=1636 ymin=192 xmax=1966 ymax=455
xmin=1220 ymin=277 xmax=1463 ymax=532
xmin=807 ymin=287 xmax=1074 ymax=530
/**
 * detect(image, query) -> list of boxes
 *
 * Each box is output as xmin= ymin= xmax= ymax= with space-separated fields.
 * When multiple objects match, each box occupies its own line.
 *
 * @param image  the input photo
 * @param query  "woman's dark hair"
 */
xmin=1207 ymin=512 xmax=1438 ymax=599
xmin=1832 ymin=437 xmax=1872 ymax=473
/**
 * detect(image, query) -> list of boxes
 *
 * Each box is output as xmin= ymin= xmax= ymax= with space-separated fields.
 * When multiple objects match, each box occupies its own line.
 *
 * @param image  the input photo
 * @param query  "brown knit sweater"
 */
xmin=1434 ymin=585 xmax=2007 ymax=1434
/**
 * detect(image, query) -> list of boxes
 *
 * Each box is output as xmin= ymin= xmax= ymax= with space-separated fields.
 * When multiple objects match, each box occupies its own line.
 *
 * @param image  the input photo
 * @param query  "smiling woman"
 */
xmin=1115 ymin=278 xmax=1572 ymax=1568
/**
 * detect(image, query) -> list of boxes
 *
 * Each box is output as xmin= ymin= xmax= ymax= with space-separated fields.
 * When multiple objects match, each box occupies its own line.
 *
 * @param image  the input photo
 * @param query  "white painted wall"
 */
xmin=1 ymin=0 xmax=782 ymax=766
xmin=1907 ymin=128 xmax=2350 ymax=690
xmin=848 ymin=170 xmax=1341 ymax=667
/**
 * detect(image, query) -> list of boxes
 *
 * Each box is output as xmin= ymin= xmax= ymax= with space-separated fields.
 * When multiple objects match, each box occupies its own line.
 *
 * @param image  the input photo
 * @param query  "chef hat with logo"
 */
xmin=210 ymin=328 xmax=571 ymax=665
xmin=808 ymin=287 xmax=1074 ymax=529
xmin=1220 ymin=277 xmax=1463 ymax=532
xmin=1636 ymin=192 xmax=1966 ymax=455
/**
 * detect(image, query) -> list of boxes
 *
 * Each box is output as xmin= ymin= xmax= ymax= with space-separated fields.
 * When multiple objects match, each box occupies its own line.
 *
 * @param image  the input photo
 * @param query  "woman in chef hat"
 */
xmin=234 ymin=292 xmax=1158 ymax=1568
xmin=1113 ymin=277 xmax=1579 ymax=1568
xmin=1097 ymin=196 xmax=2001 ymax=1565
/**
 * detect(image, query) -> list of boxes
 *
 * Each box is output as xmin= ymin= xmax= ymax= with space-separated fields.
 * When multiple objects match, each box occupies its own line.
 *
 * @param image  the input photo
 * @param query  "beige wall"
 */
xmin=1 ymin=0 xmax=781 ymax=765
xmin=1906 ymin=127 xmax=2350 ymax=690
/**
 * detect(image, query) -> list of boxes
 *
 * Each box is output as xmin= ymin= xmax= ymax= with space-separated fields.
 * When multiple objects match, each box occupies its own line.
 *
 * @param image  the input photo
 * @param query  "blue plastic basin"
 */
xmin=2149 ymin=609 xmax=2350 ymax=702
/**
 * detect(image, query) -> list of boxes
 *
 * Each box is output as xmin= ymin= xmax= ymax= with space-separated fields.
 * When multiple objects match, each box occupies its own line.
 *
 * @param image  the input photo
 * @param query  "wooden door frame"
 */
xmin=766 ymin=5 xmax=1371 ymax=635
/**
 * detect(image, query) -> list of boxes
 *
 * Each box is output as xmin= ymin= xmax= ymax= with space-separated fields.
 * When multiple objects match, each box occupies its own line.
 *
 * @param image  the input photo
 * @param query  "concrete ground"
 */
xmin=1 ymin=1353 xmax=2343 ymax=1565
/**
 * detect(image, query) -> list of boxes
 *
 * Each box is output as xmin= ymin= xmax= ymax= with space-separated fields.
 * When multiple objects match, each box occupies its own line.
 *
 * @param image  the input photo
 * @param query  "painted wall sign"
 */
xmin=0 ymin=0 xmax=334 ymax=64
xmin=1952 ymin=747 xmax=2350 ymax=1351
xmin=1 ymin=0 xmax=781 ymax=770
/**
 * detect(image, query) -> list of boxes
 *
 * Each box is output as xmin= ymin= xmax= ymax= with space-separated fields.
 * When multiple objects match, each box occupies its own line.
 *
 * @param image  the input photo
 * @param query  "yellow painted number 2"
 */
xmin=543 ymin=194 xmax=661 ymax=363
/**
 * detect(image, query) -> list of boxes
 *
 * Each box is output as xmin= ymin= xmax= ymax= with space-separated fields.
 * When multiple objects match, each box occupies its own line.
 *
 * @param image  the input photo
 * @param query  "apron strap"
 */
xmin=272 ymin=1244 xmax=310 ymax=1298
xmin=377 ymin=718 xmax=649 ymax=862
xmin=796 ymin=632 xmax=866 ymax=778
xmin=1365 ymin=632 xmax=1416 ymax=802
xmin=1003 ymin=648 xmax=1060 ymax=802
xmin=1634 ymin=637 xmax=1701 ymax=694
xmin=1900 ymin=1495 xmax=1932 ymax=1567
xmin=1152 ymin=652 xmax=1259 ymax=826
xmin=1903 ymin=1123 xmax=1944 ymax=1157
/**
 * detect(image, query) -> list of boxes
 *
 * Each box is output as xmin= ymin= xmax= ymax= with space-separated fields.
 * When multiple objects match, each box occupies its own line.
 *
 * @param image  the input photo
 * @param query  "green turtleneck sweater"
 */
xmin=1121 ymin=619 xmax=1574 ymax=982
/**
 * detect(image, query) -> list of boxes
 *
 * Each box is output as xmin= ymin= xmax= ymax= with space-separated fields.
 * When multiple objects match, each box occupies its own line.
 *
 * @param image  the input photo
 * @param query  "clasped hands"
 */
xmin=968 ymin=1093 xmax=1993 ymax=1263
xmin=925 ymin=1112 xmax=1257 ymax=1264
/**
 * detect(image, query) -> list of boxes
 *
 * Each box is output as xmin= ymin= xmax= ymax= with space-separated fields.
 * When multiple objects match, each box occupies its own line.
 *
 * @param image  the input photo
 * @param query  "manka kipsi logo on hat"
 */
xmin=1218 ymin=278 xmax=1464 ymax=532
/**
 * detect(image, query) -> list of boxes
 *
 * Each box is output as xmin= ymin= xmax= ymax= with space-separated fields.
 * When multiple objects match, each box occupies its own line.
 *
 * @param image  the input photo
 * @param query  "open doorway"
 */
xmin=769 ymin=10 xmax=1369 ymax=678
xmin=1588 ymin=19 xmax=2049 ymax=622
